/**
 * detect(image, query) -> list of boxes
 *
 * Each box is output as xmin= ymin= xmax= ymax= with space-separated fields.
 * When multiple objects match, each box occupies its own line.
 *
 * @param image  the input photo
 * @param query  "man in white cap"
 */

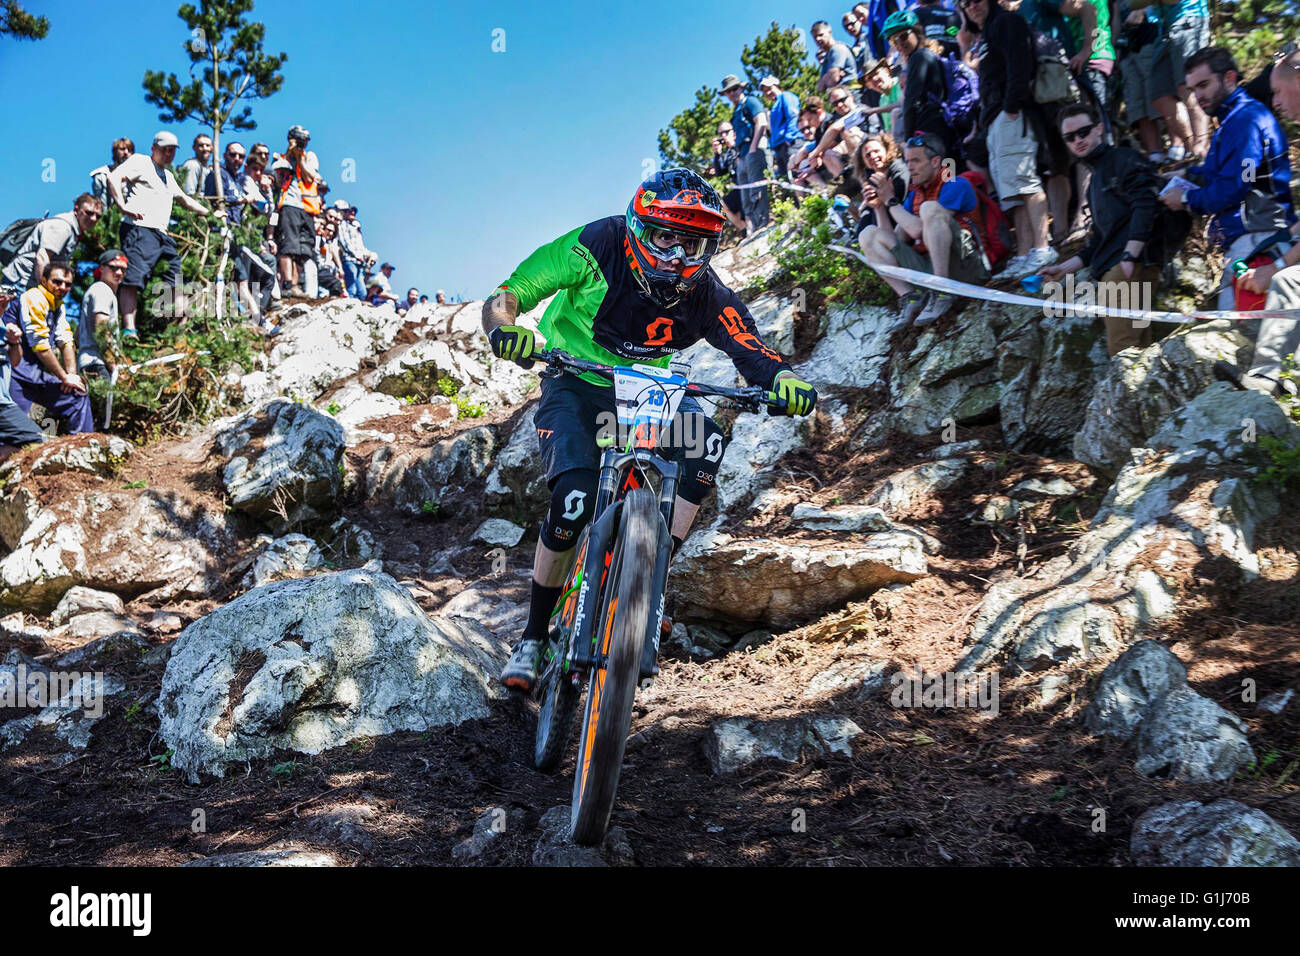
xmin=106 ymin=131 xmax=212 ymax=335
xmin=334 ymin=200 xmax=375 ymax=298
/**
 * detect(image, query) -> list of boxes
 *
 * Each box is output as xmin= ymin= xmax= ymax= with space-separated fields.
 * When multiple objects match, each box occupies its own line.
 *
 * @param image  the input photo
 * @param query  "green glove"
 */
xmin=772 ymin=372 xmax=817 ymax=416
xmin=489 ymin=325 xmax=536 ymax=364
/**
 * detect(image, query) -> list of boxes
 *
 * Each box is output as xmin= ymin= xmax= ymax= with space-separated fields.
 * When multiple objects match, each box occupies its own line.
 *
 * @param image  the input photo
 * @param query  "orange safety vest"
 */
xmin=276 ymin=154 xmax=323 ymax=216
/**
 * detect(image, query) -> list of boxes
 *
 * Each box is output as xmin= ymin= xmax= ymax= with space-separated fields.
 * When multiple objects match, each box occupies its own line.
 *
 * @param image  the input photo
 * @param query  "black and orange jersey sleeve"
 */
xmin=698 ymin=284 xmax=791 ymax=389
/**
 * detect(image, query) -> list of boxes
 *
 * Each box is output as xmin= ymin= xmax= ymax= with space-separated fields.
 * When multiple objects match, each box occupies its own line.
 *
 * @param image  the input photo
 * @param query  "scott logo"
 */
xmin=561 ymin=490 xmax=587 ymax=521
xmin=645 ymin=316 xmax=673 ymax=346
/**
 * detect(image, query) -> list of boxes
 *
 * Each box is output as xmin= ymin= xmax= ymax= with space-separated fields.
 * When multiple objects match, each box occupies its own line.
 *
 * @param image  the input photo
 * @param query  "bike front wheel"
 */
xmin=569 ymin=487 xmax=660 ymax=845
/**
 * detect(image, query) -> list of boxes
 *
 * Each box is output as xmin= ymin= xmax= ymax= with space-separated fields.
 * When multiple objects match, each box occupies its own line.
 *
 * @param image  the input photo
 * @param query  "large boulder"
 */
xmin=1073 ymin=323 xmax=1250 ymax=472
xmin=265 ymin=299 xmax=406 ymax=401
xmin=157 ymin=569 xmax=507 ymax=782
xmin=1131 ymin=799 xmax=1300 ymax=866
xmin=673 ymin=524 xmax=926 ymax=629
xmin=0 ymin=489 xmax=236 ymax=611
xmin=997 ymin=307 xmax=1109 ymax=452
xmin=1132 ymin=685 xmax=1254 ymax=783
xmin=482 ymin=406 xmax=549 ymax=521
xmin=217 ymin=400 xmax=346 ymax=533
xmin=795 ymin=303 xmax=904 ymax=391
xmin=1083 ymin=640 xmax=1188 ymax=739
xmin=365 ymin=339 xmax=536 ymax=412
xmin=865 ymin=458 xmax=968 ymax=516
xmin=0 ymin=435 xmax=134 ymax=548
xmin=959 ymin=387 xmax=1297 ymax=672
xmin=365 ymin=424 xmax=497 ymax=515
xmin=715 ymin=412 xmax=813 ymax=512
xmin=704 ymin=715 xmax=862 ymax=774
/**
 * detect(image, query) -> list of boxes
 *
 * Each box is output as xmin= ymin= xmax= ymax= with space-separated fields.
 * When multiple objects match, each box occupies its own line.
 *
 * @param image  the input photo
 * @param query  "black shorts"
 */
xmin=274 ymin=205 xmax=317 ymax=258
xmin=119 ymin=221 xmax=181 ymax=288
xmin=723 ymin=189 xmax=743 ymax=216
xmin=534 ymin=373 xmax=710 ymax=486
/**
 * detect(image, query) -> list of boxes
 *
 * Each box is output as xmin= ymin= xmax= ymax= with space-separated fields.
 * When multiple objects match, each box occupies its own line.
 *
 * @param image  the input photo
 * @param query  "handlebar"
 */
xmin=531 ymin=348 xmax=786 ymax=414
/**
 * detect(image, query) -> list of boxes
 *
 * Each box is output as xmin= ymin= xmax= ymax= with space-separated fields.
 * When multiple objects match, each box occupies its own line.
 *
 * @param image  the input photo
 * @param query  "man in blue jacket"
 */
xmin=759 ymin=76 xmax=803 ymax=182
xmin=1161 ymin=46 xmax=1294 ymax=308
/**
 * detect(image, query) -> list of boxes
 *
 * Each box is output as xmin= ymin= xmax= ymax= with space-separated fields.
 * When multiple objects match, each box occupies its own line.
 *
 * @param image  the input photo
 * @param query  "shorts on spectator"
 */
xmin=1160 ymin=16 xmax=1210 ymax=80
xmin=275 ymin=205 xmax=317 ymax=259
xmin=723 ymin=189 xmax=743 ymax=217
xmin=1122 ymin=46 xmax=1173 ymax=122
xmin=889 ymin=213 xmax=990 ymax=285
xmin=987 ymin=111 xmax=1042 ymax=208
xmin=120 ymin=221 xmax=181 ymax=288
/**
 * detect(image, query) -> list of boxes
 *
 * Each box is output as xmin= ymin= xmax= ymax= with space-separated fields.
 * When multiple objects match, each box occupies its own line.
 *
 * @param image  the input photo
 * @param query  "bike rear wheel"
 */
xmin=569 ymin=487 xmax=660 ymax=845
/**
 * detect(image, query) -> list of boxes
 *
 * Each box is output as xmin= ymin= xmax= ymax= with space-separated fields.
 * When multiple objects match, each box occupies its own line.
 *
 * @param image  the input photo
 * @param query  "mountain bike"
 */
xmin=527 ymin=348 xmax=784 ymax=845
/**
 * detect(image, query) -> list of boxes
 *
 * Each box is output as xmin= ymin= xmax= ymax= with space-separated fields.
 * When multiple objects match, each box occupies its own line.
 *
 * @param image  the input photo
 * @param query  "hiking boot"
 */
xmin=914 ymin=292 xmax=956 ymax=327
xmin=898 ymin=290 xmax=927 ymax=324
xmin=500 ymin=638 xmax=543 ymax=692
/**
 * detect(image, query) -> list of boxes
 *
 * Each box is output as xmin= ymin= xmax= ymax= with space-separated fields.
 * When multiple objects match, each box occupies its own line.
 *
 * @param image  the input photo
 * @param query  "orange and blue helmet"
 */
xmin=625 ymin=168 xmax=725 ymax=309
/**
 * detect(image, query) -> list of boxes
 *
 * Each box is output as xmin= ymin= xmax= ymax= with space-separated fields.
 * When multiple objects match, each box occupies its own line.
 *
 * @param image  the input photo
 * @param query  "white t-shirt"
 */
xmin=113 ymin=153 xmax=186 ymax=231
xmin=78 ymin=280 xmax=118 ymax=368
xmin=0 ymin=212 xmax=80 ymax=289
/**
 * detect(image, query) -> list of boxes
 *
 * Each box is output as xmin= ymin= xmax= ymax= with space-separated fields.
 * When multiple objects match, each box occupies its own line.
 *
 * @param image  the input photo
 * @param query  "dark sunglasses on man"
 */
xmin=1062 ymin=123 xmax=1097 ymax=143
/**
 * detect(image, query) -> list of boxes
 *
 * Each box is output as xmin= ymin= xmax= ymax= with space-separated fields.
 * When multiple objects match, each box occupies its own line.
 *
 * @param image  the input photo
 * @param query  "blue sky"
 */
xmin=0 ymin=0 xmax=838 ymax=300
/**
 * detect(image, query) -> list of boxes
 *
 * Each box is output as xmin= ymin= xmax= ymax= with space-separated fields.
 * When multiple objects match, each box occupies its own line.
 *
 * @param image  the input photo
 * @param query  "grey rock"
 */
xmin=1084 ymin=640 xmax=1188 ymax=739
xmin=803 ymin=659 xmax=892 ymax=700
xmin=244 ymin=533 xmax=324 ymax=588
xmin=1011 ymin=477 xmax=1079 ymax=500
xmin=302 ymin=802 xmax=380 ymax=849
xmin=50 ymin=587 xmax=126 ymax=627
xmin=673 ymin=524 xmax=926 ymax=629
xmin=365 ymin=425 xmax=496 ymax=516
xmin=790 ymin=503 xmax=894 ymax=533
xmin=1131 ymin=799 xmax=1300 ymax=867
xmin=482 ymin=406 xmax=549 ymax=521
xmin=157 ymin=569 xmax=507 ymax=782
xmin=1074 ymin=324 xmax=1249 ymax=471
xmin=1259 ymin=689 xmax=1295 ymax=715
xmin=218 ymin=400 xmax=346 ymax=532
xmin=470 ymin=518 xmax=525 ymax=548
xmin=452 ymin=806 xmax=526 ymax=861
xmin=1134 ymin=685 xmax=1255 ymax=783
xmin=704 ymin=715 xmax=862 ymax=774
xmin=865 ymin=458 xmax=968 ymax=516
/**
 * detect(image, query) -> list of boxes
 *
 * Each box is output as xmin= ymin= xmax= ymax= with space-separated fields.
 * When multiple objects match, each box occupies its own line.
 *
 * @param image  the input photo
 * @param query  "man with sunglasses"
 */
xmin=78 ymin=249 xmax=129 ymax=377
xmin=860 ymin=132 xmax=991 ymax=326
xmin=482 ymin=169 xmax=817 ymax=692
xmin=1039 ymin=104 xmax=1166 ymax=355
xmin=5 ymin=261 xmax=93 ymax=434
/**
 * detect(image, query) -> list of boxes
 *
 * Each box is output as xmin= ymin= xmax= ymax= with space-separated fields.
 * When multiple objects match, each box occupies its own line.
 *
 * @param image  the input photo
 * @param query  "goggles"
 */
xmin=634 ymin=220 xmax=719 ymax=265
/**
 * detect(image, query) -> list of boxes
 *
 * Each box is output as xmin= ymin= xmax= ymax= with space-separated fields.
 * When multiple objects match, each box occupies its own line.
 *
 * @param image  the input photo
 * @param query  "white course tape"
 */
xmin=734 ymin=177 xmax=818 ymax=194
xmin=827 ymin=243 xmax=1300 ymax=324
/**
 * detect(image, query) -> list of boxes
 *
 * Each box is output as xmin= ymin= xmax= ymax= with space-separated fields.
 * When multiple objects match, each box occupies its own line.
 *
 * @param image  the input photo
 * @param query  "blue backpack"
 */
xmin=936 ymin=55 xmax=979 ymax=138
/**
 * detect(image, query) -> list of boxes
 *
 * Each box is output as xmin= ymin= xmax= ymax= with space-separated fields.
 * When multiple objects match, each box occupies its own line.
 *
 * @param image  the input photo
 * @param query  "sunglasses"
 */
xmin=106 ymin=264 xmax=127 ymax=273
xmin=48 ymin=278 xmax=73 ymax=288
xmin=831 ymin=96 xmax=851 ymax=105
xmin=1062 ymin=122 xmax=1097 ymax=143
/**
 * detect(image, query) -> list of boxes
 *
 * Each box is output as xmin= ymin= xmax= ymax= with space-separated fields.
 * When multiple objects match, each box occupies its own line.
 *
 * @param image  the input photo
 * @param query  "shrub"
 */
xmin=763 ymin=195 xmax=893 ymax=310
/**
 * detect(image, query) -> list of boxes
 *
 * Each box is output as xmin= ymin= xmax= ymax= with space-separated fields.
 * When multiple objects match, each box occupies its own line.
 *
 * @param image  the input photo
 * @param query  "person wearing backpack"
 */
xmin=859 ymin=131 xmax=992 ymax=327
xmin=881 ymin=12 xmax=958 ymax=159
xmin=0 ymin=195 xmax=103 ymax=300
xmin=1038 ymin=104 xmax=1172 ymax=355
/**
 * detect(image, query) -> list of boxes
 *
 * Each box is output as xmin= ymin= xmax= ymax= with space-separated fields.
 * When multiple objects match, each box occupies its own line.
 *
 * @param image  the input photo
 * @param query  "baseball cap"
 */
xmin=759 ymin=75 xmax=779 ymax=89
xmin=719 ymin=74 xmax=743 ymax=93
xmin=380 ymin=262 xmax=394 ymax=271
xmin=152 ymin=130 xmax=179 ymax=149
xmin=332 ymin=199 xmax=353 ymax=211
xmin=98 ymin=249 xmax=129 ymax=268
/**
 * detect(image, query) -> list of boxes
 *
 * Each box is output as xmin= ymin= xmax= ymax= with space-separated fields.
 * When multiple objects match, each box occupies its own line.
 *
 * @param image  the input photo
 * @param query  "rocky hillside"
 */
xmin=1 ymin=234 xmax=1297 ymax=867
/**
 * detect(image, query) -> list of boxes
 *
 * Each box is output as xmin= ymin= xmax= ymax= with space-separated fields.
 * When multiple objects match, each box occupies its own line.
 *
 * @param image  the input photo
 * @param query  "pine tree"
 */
xmin=142 ymin=0 xmax=286 ymax=322
xmin=657 ymin=84 xmax=733 ymax=174
xmin=0 ymin=0 xmax=48 ymax=40
xmin=1213 ymin=0 xmax=1300 ymax=77
xmin=740 ymin=21 xmax=817 ymax=102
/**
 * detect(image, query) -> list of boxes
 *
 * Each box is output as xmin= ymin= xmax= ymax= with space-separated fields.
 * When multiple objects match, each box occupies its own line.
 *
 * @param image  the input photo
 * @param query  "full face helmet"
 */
xmin=625 ymin=168 xmax=725 ymax=309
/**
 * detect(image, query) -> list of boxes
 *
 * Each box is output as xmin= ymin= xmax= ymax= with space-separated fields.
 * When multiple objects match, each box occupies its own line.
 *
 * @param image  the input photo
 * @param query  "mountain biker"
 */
xmin=482 ymin=168 xmax=818 ymax=692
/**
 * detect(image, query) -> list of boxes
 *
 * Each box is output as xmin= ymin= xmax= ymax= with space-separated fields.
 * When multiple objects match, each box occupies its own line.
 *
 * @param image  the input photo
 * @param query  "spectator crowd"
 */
xmin=0 ymin=123 xmax=456 ymax=445
xmin=704 ymin=3 xmax=1300 ymax=395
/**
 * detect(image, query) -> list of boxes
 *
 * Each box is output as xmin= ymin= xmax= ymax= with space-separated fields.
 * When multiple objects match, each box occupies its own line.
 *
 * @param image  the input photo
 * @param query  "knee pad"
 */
xmin=674 ymin=415 xmax=726 ymax=505
xmin=539 ymin=468 xmax=598 ymax=552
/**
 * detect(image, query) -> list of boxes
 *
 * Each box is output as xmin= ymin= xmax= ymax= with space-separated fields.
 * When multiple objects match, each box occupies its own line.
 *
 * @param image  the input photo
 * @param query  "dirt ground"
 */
xmin=2 ymin=382 xmax=1295 ymax=866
